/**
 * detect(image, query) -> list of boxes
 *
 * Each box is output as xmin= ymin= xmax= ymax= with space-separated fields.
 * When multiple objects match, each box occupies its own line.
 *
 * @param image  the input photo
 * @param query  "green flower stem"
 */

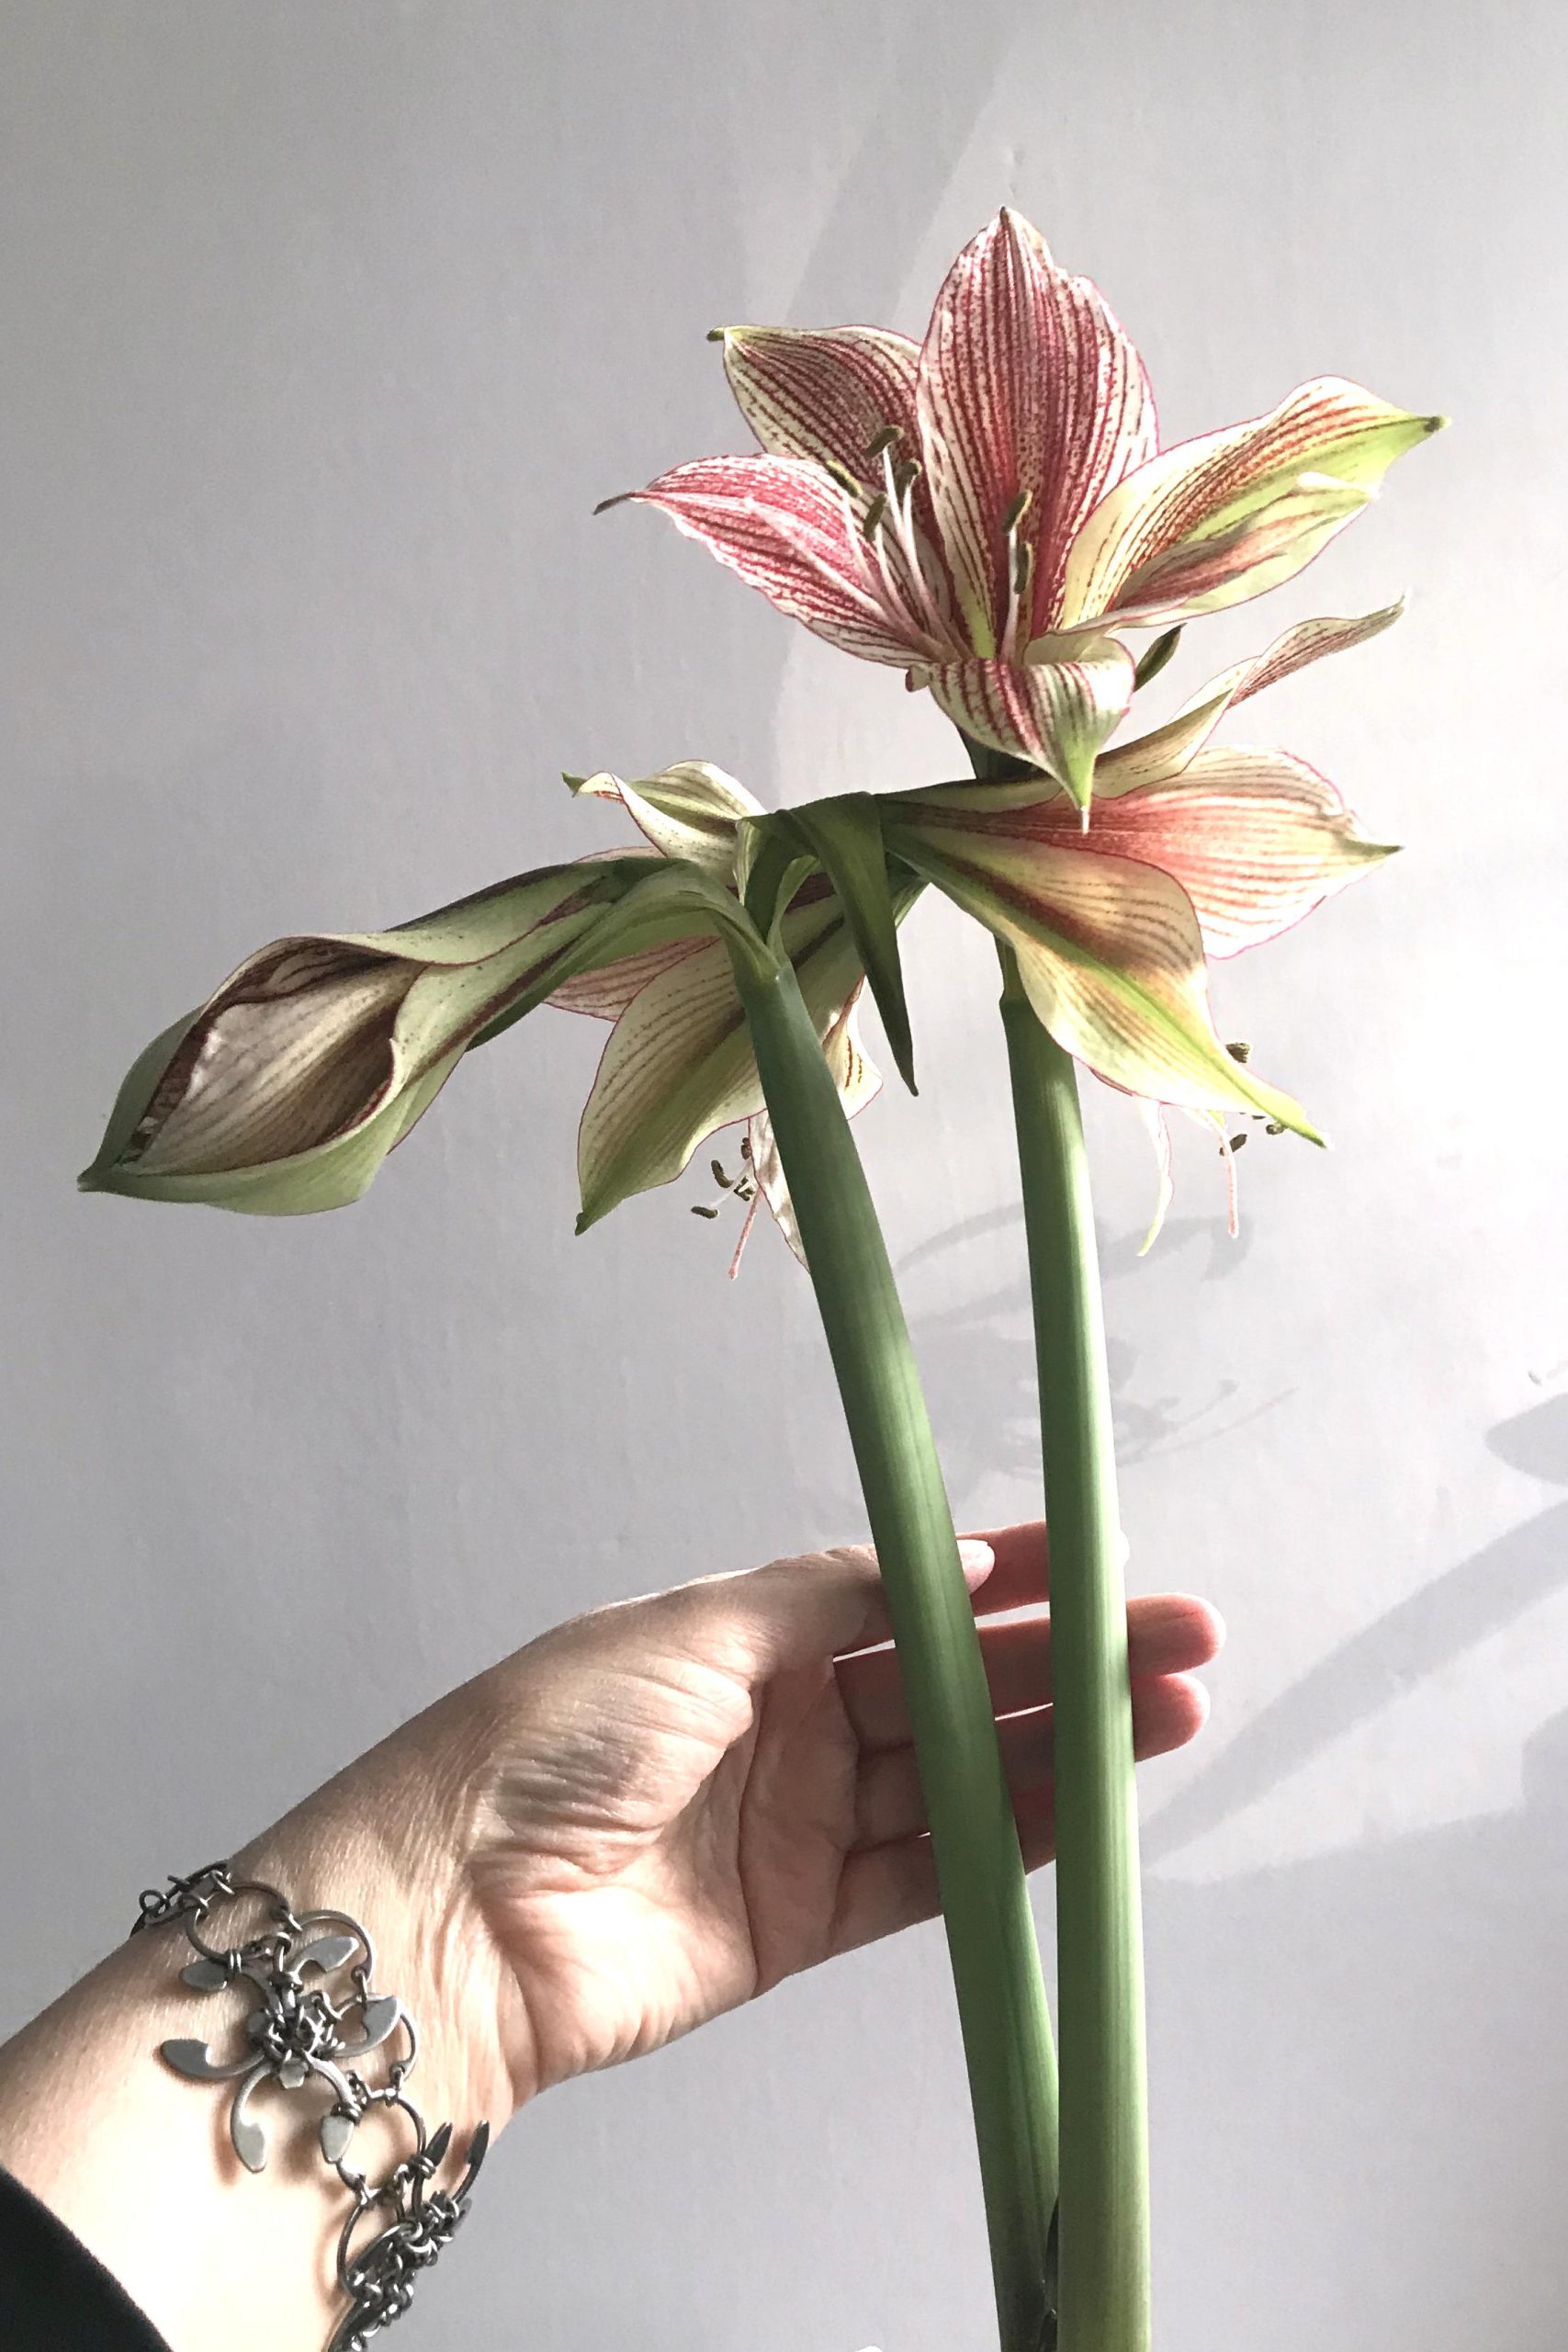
xmin=734 ymin=952 xmax=1059 ymax=2352
xmin=998 ymin=945 xmax=1150 ymax=2352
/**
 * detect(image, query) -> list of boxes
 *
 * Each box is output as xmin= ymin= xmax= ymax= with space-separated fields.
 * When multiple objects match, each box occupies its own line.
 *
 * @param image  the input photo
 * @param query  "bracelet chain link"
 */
xmin=131 ymin=1861 xmax=489 ymax=2352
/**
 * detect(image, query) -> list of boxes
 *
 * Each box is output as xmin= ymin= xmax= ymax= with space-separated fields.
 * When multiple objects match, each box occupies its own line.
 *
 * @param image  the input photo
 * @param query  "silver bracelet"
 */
xmin=131 ymin=1861 xmax=490 ymax=2352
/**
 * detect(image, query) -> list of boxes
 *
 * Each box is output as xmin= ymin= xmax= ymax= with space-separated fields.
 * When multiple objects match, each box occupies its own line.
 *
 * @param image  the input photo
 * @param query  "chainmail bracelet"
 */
xmin=130 ymin=1862 xmax=490 ymax=2352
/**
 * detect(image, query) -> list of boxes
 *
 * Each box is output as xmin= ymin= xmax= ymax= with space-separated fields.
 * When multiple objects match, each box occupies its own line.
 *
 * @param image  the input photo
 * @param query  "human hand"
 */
xmin=268 ymin=1523 xmax=1221 ymax=2126
xmin=0 ymin=1525 xmax=1219 ymax=2352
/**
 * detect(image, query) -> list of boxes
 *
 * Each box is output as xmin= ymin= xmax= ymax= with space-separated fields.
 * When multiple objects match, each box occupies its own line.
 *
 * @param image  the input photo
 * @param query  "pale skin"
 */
xmin=0 ymin=1522 xmax=1221 ymax=2350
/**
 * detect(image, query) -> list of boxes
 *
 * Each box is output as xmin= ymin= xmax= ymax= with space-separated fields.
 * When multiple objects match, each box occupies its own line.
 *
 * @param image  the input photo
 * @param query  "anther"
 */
xmin=1225 ymin=1040 xmax=1251 ymax=1063
xmin=1264 ymin=1119 xmax=1286 ymax=1136
xmin=823 ymin=458 xmax=863 ymax=498
xmin=691 ymin=1204 xmax=720 ymax=1220
xmin=861 ymin=492 xmax=889 ymax=540
xmin=1011 ymin=537 xmax=1034 ymax=598
xmin=893 ymin=458 xmax=922 ymax=499
xmin=1001 ymin=489 xmax=1032 ymax=537
xmin=865 ymin=424 xmax=903 ymax=459
xmin=1227 ymin=1133 xmax=1248 ymax=1152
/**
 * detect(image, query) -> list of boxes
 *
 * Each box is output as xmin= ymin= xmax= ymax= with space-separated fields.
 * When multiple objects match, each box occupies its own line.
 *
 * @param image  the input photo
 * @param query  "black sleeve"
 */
xmin=0 ymin=2165 xmax=173 ymax=2350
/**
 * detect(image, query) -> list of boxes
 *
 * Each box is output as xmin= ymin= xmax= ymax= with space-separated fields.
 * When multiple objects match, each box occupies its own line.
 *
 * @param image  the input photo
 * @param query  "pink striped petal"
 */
xmin=576 ymin=897 xmax=864 ymax=1229
xmin=718 ymin=324 xmax=922 ymax=491
xmin=886 ymin=814 xmax=1316 ymax=1133
xmin=606 ymin=455 xmax=929 ymax=664
xmin=549 ymin=934 xmax=711 ymax=1021
xmin=1176 ymin=598 xmax=1405 ymax=720
xmin=570 ymin=762 xmax=762 ymax=876
xmin=942 ymin=746 xmax=1393 ymax=959
xmin=1058 ymin=379 xmax=1442 ymax=628
xmin=916 ymin=209 xmax=1156 ymax=653
xmin=1070 ymin=749 xmax=1396 ymax=958
xmin=926 ymin=637 xmax=1134 ymax=808
xmin=1099 ymin=600 xmax=1404 ymax=797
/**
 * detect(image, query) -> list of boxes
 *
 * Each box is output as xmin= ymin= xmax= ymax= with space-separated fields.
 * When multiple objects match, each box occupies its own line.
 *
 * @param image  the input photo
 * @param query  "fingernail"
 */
xmin=957 ymin=1538 xmax=995 ymax=1574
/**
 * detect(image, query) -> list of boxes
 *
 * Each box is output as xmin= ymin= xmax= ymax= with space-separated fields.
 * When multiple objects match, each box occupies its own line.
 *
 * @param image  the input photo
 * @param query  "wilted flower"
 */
xmin=605 ymin=209 xmax=1441 ymax=808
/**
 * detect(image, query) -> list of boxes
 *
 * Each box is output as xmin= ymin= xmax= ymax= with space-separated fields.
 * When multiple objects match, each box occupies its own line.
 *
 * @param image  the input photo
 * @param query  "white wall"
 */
xmin=3 ymin=5 xmax=1563 ymax=2346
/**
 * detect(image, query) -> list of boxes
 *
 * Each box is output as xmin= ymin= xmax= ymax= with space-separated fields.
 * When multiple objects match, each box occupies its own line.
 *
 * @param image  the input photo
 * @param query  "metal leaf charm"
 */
xmin=294 ymin=1934 xmax=359 ymax=1975
xmin=231 ymin=2065 xmax=271 ymax=2173
xmin=161 ymin=2036 xmax=251 ymax=2083
xmin=179 ymin=1957 xmax=230 ymax=1991
xmin=320 ymin=2110 xmax=355 ymax=2165
xmin=355 ymin=1994 xmax=400 ymax=2052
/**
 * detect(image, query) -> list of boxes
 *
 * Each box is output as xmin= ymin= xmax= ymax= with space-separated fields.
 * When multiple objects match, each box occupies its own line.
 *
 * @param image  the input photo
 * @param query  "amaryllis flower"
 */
xmin=878 ymin=603 xmax=1402 ymax=1217
xmin=604 ymin=209 xmax=1441 ymax=809
xmin=76 ymin=767 xmax=892 ymax=1262
xmin=77 ymin=852 xmax=743 ymax=1216
xmin=558 ymin=762 xmax=895 ymax=1265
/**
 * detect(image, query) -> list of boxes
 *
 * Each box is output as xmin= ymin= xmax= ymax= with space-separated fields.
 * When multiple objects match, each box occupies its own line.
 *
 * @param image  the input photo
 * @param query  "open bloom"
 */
xmin=880 ymin=602 xmax=1402 ymax=1224
xmin=606 ymin=209 xmax=1441 ymax=807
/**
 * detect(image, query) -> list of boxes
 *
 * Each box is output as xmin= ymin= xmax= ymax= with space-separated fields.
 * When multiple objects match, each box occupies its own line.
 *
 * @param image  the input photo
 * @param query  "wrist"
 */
xmin=0 ymin=1739 xmax=527 ymax=2352
xmin=232 ymin=1712 xmax=530 ymax=2142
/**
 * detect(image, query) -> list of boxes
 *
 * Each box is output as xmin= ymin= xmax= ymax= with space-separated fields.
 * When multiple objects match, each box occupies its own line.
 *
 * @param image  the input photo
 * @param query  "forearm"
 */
xmin=0 ymin=1728 xmax=521 ymax=2352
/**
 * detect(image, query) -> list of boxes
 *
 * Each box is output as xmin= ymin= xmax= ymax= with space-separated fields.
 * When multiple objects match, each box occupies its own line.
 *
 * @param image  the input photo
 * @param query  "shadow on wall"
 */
xmin=895 ymin=1204 xmax=1277 ymax=1507
xmin=1150 ymin=1690 xmax=1568 ymax=2350
xmin=888 ymin=1207 xmax=1568 ymax=2344
xmin=1145 ymin=1394 xmax=1568 ymax=1866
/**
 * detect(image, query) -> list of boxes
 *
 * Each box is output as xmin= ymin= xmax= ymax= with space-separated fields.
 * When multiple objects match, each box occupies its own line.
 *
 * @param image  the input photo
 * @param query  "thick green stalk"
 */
xmin=998 ymin=947 xmax=1150 ymax=2352
xmin=735 ymin=954 xmax=1059 ymax=2352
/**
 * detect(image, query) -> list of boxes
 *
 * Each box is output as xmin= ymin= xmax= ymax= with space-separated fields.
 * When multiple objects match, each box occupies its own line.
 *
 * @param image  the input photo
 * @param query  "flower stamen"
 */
xmin=1001 ymin=490 xmax=1034 ymax=659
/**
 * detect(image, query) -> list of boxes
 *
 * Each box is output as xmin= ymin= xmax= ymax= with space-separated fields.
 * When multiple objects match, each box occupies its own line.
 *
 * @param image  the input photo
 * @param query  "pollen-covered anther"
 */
xmin=1000 ymin=490 xmax=1035 ymax=656
xmin=864 ymin=424 xmax=904 ymax=460
xmin=861 ymin=492 xmax=889 ymax=542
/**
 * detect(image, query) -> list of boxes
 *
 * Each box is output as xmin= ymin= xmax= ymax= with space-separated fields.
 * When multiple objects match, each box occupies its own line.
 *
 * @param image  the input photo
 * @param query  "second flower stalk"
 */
xmin=727 ymin=835 xmax=1148 ymax=2352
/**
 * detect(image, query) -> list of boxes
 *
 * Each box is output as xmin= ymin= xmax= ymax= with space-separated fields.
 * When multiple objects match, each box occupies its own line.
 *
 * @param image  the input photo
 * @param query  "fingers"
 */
xmin=839 ymin=1592 xmax=1224 ymax=1754
xmin=844 ymin=1523 xmax=1043 ymax=1653
xmin=957 ymin=1520 xmax=1050 ymax=1614
xmin=649 ymin=1538 xmax=999 ymax=1684
xmin=851 ymin=1671 xmax=1209 ymax=1849
xmin=829 ymin=1674 xmax=1209 ymax=1957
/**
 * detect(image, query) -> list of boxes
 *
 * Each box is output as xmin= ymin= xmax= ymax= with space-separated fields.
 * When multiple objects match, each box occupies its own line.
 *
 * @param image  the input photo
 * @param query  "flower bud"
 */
xmin=79 ymin=858 xmax=681 ymax=1216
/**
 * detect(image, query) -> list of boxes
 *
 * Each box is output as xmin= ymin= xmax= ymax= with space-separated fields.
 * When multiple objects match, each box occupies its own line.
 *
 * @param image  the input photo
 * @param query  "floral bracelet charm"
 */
xmin=132 ymin=1862 xmax=489 ymax=2351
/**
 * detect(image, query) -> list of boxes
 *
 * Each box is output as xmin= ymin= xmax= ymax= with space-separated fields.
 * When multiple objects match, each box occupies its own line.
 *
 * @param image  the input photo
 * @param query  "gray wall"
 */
xmin=3 ymin=5 xmax=1563 ymax=2346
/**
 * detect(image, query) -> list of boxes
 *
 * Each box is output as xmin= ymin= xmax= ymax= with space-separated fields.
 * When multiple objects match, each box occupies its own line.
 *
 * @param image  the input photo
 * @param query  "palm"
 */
xmin=464 ymin=1531 xmax=1217 ymax=2098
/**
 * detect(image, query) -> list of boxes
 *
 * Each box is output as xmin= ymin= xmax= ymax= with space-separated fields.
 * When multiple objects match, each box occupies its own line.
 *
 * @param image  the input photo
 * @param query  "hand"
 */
xmin=0 ymin=1524 xmax=1219 ymax=2352
xmin=288 ymin=1522 xmax=1221 ymax=2120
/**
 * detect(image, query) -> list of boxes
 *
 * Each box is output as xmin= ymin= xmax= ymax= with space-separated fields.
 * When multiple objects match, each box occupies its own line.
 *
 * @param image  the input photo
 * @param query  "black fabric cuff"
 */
xmin=0 ymin=2164 xmax=172 ymax=2350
